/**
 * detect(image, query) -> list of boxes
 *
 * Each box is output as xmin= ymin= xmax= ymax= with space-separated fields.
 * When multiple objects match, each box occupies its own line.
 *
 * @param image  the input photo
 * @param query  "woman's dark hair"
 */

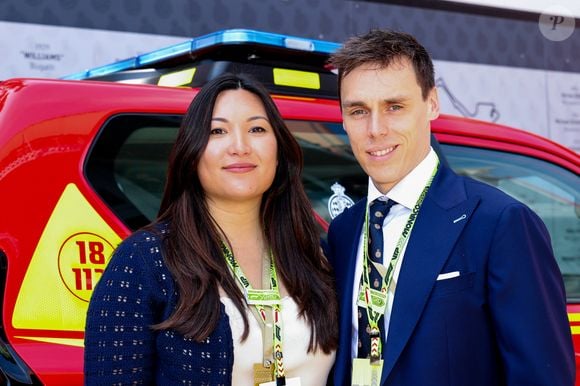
xmin=329 ymin=29 xmax=435 ymax=100
xmin=151 ymin=73 xmax=337 ymax=353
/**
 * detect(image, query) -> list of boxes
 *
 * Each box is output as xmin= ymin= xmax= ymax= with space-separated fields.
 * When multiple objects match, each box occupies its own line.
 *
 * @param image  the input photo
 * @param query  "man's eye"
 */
xmin=389 ymin=105 xmax=403 ymax=111
xmin=350 ymin=109 xmax=366 ymax=116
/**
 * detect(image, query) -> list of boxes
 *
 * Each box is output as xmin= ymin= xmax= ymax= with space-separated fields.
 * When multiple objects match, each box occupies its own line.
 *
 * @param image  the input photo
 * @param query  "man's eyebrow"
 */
xmin=341 ymin=100 xmax=366 ymax=109
xmin=342 ymin=96 xmax=410 ymax=109
xmin=383 ymin=95 xmax=409 ymax=103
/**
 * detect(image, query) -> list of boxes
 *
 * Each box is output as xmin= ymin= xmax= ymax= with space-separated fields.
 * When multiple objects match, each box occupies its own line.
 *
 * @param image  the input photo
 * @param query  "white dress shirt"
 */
xmin=350 ymin=148 xmax=439 ymax=359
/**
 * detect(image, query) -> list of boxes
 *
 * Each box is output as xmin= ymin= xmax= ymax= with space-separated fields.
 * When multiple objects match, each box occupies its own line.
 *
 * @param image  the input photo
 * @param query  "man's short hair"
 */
xmin=329 ymin=29 xmax=435 ymax=100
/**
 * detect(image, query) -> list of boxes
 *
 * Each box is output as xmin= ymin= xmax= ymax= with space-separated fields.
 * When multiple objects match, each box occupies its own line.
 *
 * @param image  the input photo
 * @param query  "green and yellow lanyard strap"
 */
xmin=222 ymin=243 xmax=286 ymax=385
xmin=358 ymin=162 xmax=439 ymax=364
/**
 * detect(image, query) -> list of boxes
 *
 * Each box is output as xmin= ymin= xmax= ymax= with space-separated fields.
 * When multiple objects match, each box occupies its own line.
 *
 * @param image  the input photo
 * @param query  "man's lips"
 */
xmin=368 ymin=145 xmax=397 ymax=157
xmin=223 ymin=163 xmax=257 ymax=172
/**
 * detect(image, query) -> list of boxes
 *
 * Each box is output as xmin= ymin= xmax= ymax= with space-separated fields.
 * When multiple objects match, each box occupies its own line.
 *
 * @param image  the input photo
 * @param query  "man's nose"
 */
xmin=368 ymin=112 xmax=389 ymax=137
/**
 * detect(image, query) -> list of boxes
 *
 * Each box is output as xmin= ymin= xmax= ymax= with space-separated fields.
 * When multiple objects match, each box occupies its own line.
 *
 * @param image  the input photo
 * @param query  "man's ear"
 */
xmin=428 ymin=87 xmax=440 ymax=121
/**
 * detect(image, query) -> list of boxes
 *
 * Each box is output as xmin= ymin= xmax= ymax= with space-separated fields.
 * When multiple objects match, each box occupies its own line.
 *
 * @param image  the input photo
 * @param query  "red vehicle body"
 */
xmin=0 ymin=78 xmax=578 ymax=384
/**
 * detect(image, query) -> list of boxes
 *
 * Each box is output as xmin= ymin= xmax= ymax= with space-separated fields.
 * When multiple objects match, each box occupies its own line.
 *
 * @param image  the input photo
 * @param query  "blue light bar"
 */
xmin=63 ymin=58 xmax=137 ymax=80
xmin=137 ymin=40 xmax=193 ymax=66
xmin=62 ymin=29 xmax=341 ymax=80
xmin=188 ymin=29 xmax=341 ymax=54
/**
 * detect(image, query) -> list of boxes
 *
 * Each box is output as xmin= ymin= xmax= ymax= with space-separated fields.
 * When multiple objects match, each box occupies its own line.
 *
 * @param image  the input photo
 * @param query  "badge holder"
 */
xmin=352 ymin=328 xmax=383 ymax=386
xmin=225 ymin=246 xmax=301 ymax=386
xmin=252 ymin=255 xmax=276 ymax=386
xmin=352 ymin=358 xmax=383 ymax=386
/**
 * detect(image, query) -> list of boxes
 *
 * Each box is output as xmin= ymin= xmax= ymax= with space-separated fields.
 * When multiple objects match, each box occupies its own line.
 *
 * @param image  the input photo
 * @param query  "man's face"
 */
xmin=340 ymin=58 xmax=439 ymax=194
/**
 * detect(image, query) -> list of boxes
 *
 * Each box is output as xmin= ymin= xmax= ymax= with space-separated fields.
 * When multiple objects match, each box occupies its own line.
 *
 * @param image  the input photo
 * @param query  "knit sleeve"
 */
xmin=84 ymin=230 xmax=167 ymax=385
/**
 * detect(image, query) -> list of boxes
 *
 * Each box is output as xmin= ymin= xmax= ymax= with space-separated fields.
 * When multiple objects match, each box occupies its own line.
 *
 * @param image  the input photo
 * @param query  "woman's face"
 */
xmin=197 ymin=88 xmax=278 ymax=205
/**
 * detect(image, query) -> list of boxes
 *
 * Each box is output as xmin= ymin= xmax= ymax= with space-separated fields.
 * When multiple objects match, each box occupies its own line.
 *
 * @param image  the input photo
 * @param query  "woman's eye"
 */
xmin=210 ymin=128 xmax=226 ymax=135
xmin=249 ymin=126 xmax=267 ymax=133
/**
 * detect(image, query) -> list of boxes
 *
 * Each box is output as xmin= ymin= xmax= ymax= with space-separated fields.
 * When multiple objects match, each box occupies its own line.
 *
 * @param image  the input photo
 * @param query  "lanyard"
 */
xmin=359 ymin=162 xmax=439 ymax=362
xmin=221 ymin=243 xmax=286 ymax=383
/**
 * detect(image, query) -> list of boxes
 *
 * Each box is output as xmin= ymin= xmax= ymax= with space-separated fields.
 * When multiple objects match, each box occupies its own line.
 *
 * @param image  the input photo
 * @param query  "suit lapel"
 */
xmin=330 ymin=199 xmax=367 ymax=385
xmin=381 ymin=166 xmax=481 ymax=383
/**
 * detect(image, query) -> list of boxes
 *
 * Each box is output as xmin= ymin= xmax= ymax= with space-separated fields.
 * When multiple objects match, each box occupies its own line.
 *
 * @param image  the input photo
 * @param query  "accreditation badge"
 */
xmin=246 ymin=288 xmax=281 ymax=306
xmin=260 ymin=377 xmax=301 ymax=386
xmin=352 ymin=358 xmax=383 ymax=386
xmin=357 ymin=287 xmax=387 ymax=315
xmin=254 ymin=363 xmax=274 ymax=385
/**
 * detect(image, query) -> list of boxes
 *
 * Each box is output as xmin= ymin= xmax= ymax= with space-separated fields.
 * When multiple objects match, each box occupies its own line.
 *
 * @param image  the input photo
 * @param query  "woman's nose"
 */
xmin=229 ymin=129 xmax=251 ymax=155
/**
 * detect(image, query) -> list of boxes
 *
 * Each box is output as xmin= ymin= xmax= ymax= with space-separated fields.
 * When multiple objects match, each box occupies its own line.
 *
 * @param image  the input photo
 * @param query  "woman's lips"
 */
xmin=223 ymin=163 xmax=257 ymax=173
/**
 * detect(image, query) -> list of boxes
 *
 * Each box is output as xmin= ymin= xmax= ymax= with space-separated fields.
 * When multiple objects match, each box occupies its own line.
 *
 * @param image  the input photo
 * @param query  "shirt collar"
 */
xmin=367 ymin=148 xmax=439 ymax=209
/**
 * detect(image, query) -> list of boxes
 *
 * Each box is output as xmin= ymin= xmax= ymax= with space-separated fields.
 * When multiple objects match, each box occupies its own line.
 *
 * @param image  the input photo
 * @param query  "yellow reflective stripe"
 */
xmin=568 ymin=313 xmax=580 ymax=335
xmin=273 ymin=68 xmax=320 ymax=90
xmin=158 ymin=68 xmax=196 ymax=87
xmin=568 ymin=313 xmax=580 ymax=322
xmin=272 ymin=94 xmax=315 ymax=101
xmin=15 ymin=336 xmax=84 ymax=347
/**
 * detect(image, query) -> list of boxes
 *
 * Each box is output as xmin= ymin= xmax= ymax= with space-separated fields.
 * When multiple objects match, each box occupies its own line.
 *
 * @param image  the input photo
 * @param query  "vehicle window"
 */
xmin=86 ymin=116 xmax=367 ymax=231
xmin=442 ymin=144 xmax=580 ymax=300
xmin=85 ymin=115 xmax=181 ymax=230
xmin=289 ymin=121 xmax=367 ymax=222
xmin=87 ymin=117 xmax=579 ymax=300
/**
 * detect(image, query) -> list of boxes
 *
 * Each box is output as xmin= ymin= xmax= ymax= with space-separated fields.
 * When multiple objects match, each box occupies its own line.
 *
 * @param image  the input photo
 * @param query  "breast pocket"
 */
xmin=430 ymin=271 xmax=475 ymax=298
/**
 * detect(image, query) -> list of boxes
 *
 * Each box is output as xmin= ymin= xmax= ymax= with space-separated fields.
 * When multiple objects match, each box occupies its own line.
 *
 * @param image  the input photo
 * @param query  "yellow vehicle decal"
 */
xmin=158 ymin=67 xmax=196 ymax=87
xmin=15 ymin=336 xmax=84 ymax=348
xmin=273 ymin=68 xmax=320 ymax=90
xmin=12 ymin=183 xmax=122 ymax=331
xmin=569 ymin=313 xmax=580 ymax=335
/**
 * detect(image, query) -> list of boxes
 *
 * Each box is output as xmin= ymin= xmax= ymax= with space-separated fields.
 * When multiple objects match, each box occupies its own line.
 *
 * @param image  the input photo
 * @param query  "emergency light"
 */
xmin=62 ymin=29 xmax=341 ymax=98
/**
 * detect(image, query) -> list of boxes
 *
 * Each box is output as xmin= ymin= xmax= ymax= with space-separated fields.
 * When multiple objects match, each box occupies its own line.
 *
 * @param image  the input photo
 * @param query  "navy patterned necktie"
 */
xmin=358 ymin=198 xmax=396 ymax=359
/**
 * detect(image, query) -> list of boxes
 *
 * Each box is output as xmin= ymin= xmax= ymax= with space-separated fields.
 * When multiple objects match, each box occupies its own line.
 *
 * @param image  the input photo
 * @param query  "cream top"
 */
xmin=220 ymin=295 xmax=335 ymax=386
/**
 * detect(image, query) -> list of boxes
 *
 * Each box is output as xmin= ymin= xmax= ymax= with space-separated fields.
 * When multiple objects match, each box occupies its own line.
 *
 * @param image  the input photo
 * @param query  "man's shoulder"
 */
xmin=330 ymin=197 xmax=366 ymax=226
xmin=453 ymin=173 xmax=540 ymax=222
xmin=461 ymin=175 xmax=522 ymax=206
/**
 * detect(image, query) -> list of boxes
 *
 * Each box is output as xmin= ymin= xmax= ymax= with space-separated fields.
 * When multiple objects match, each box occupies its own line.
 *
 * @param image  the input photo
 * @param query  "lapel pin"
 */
xmin=453 ymin=214 xmax=467 ymax=223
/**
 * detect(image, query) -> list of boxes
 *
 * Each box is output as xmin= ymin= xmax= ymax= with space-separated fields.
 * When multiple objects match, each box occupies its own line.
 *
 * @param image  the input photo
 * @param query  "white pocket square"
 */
xmin=437 ymin=271 xmax=460 ymax=281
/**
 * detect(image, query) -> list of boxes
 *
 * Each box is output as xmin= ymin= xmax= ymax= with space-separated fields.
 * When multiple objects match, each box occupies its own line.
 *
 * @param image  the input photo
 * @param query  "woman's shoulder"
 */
xmin=115 ymin=222 xmax=168 ymax=255
xmin=107 ymin=222 xmax=171 ymax=280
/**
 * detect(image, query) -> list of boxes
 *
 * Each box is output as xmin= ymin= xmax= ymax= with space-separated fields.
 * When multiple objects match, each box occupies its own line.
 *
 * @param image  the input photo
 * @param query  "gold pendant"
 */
xmin=253 ymin=363 xmax=274 ymax=385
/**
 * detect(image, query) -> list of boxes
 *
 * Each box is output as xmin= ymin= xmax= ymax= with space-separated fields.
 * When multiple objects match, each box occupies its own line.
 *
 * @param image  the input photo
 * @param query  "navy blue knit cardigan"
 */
xmin=84 ymin=225 xmax=234 ymax=385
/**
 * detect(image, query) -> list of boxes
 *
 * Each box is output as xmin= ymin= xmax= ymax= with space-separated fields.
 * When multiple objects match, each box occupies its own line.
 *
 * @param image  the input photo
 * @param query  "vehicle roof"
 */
xmin=1 ymin=78 xmax=578 ymax=175
xmin=432 ymin=114 xmax=579 ymax=173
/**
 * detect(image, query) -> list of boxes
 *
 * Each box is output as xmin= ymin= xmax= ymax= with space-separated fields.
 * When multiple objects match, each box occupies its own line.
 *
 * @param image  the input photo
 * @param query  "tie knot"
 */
xmin=370 ymin=199 xmax=395 ymax=226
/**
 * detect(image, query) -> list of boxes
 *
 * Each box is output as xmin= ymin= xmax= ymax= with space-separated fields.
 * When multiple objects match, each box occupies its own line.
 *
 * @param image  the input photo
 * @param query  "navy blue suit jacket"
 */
xmin=326 ymin=164 xmax=575 ymax=386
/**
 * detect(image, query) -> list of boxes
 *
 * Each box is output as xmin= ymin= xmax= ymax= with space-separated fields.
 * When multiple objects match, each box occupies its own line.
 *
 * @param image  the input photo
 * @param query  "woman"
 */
xmin=84 ymin=73 xmax=337 ymax=385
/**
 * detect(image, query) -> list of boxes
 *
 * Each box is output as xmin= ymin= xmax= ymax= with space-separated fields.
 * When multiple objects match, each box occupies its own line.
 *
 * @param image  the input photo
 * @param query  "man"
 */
xmin=325 ymin=29 xmax=575 ymax=386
